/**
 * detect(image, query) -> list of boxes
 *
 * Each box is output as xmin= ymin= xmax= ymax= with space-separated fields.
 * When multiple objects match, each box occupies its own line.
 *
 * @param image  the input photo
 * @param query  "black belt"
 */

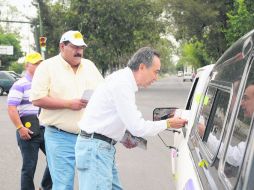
xmin=48 ymin=125 xmax=77 ymax=135
xmin=80 ymin=130 xmax=117 ymax=145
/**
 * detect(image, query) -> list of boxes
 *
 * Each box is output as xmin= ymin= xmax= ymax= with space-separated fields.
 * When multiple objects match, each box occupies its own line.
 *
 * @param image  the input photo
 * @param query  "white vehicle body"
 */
xmin=174 ymin=64 xmax=214 ymax=189
xmin=153 ymin=30 xmax=254 ymax=190
xmin=167 ymin=29 xmax=254 ymax=190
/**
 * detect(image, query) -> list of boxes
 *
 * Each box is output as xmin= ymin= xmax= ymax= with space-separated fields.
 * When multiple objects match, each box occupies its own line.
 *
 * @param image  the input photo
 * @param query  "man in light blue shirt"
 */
xmin=75 ymin=47 xmax=187 ymax=190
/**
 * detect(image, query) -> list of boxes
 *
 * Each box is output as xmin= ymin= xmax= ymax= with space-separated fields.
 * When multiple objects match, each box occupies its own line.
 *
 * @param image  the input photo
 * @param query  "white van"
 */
xmin=154 ymin=29 xmax=254 ymax=190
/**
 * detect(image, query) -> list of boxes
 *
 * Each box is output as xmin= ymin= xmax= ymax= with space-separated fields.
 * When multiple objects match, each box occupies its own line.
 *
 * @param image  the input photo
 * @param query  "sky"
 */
xmin=1 ymin=0 xmax=37 ymax=53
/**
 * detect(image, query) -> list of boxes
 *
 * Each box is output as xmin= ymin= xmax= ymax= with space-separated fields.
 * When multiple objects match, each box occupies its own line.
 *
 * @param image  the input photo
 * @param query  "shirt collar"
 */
xmin=25 ymin=73 xmax=32 ymax=82
xmin=125 ymin=67 xmax=138 ymax=92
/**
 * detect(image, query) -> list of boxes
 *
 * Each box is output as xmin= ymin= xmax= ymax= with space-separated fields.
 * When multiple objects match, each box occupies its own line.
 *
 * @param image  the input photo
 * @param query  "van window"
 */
xmin=221 ymin=61 xmax=254 ymax=188
xmin=197 ymin=86 xmax=231 ymax=160
xmin=196 ymin=87 xmax=216 ymax=142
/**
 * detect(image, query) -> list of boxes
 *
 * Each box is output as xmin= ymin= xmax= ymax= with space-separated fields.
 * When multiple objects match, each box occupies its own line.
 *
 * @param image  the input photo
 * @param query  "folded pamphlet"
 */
xmin=120 ymin=130 xmax=147 ymax=150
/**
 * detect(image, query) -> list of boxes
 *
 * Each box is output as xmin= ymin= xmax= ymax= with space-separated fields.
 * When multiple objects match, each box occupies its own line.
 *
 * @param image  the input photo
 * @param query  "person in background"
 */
xmin=75 ymin=47 xmax=187 ymax=190
xmin=30 ymin=30 xmax=104 ymax=190
xmin=7 ymin=52 xmax=52 ymax=190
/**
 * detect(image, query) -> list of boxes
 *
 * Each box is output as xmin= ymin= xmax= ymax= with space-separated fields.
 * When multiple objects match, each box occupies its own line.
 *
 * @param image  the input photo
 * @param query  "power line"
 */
xmin=0 ymin=20 xmax=33 ymax=24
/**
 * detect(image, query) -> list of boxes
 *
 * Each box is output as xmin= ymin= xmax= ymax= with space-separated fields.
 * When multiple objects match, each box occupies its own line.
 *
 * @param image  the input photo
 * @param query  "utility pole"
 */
xmin=38 ymin=2 xmax=45 ymax=59
xmin=32 ymin=0 xmax=45 ymax=59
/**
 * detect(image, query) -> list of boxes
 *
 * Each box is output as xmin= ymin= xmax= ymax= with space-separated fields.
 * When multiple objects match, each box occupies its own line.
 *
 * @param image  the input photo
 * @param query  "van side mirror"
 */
xmin=153 ymin=107 xmax=177 ymax=121
xmin=153 ymin=107 xmax=180 ymax=150
xmin=153 ymin=107 xmax=181 ymax=135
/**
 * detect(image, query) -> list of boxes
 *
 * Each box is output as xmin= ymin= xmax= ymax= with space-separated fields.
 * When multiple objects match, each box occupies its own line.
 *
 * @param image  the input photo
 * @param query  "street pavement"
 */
xmin=0 ymin=75 xmax=191 ymax=190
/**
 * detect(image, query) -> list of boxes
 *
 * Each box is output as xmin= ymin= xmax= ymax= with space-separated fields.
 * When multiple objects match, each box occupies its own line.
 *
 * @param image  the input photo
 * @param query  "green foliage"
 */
xmin=0 ymin=33 xmax=23 ymax=69
xmin=224 ymin=0 xmax=254 ymax=45
xmin=8 ymin=62 xmax=24 ymax=74
xmin=38 ymin=0 xmax=170 ymax=75
xmin=176 ymin=62 xmax=184 ymax=71
xmin=178 ymin=41 xmax=210 ymax=70
xmin=164 ymin=0 xmax=254 ymax=69
xmin=155 ymin=38 xmax=175 ymax=73
xmin=165 ymin=0 xmax=232 ymax=63
xmin=32 ymin=0 xmax=254 ymax=74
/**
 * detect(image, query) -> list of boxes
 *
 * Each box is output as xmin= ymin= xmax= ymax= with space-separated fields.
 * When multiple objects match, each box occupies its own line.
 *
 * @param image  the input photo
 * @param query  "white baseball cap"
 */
xmin=59 ymin=30 xmax=87 ymax=47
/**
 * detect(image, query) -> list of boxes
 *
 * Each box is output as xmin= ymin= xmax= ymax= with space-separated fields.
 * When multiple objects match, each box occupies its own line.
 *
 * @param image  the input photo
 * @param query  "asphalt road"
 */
xmin=0 ymin=75 xmax=192 ymax=190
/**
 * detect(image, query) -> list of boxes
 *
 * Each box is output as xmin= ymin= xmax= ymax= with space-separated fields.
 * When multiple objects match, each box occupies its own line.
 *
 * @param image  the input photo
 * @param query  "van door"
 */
xmin=188 ymin=52 xmax=254 ymax=189
xmin=173 ymin=65 xmax=214 ymax=189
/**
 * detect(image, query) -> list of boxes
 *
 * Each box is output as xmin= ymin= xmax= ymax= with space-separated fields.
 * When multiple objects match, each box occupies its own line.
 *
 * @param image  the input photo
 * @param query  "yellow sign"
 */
xmin=198 ymin=159 xmax=209 ymax=168
xmin=195 ymin=94 xmax=202 ymax=103
xmin=204 ymin=96 xmax=209 ymax=105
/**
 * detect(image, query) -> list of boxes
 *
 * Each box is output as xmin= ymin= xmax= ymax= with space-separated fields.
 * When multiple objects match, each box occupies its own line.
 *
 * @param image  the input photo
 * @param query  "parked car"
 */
xmin=153 ymin=29 xmax=254 ymax=190
xmin=2 ymin=70 xmax=21 ymax=80
xmin=177 ymin=71 xmax=183 ymax=77
xmin=0 ymin=71 xmax=16 ymax=95
xmin=183 ymin=72 xmax=192 ymax=82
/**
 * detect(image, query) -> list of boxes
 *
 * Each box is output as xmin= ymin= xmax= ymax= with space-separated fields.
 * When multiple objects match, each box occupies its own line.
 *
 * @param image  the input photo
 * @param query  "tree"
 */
xmin=9 ymin=62 xmax=24 ymax=74
xmin=0 ymin=1 xmax=25 ymax=69
xmin=164 ymin=0 xmax=233 ymax=63
xmin=155 ymin=38 xmax=175 ymax=74
xmin=177 ymin=41 xmax=210 ymax=70
xmin=224 ymin=0 xmax=254 ymax=45
xmin=165 ymin=0 xmax=254 ymax=68
xmin=0 ymin=32 xmax=23 ymax=69
xmin=37 ymin=0 xmax=169 ymax=75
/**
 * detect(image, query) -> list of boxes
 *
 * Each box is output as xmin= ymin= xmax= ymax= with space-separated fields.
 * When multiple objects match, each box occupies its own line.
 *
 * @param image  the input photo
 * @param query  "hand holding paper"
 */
xmin=174 ymin=109 xmax=191 ymax=121
xmin=120 ymin=130 xmax=147 ymax=150
xmin=81 ymin=89 xmax=94 ymax=100
xmin=173 ymin=109 xmax=190 ymax=136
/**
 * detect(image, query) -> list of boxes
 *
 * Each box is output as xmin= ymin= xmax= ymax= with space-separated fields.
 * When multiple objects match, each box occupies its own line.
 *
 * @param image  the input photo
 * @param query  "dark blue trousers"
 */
xmin=16 ymin=127 xmax=52 ymax=190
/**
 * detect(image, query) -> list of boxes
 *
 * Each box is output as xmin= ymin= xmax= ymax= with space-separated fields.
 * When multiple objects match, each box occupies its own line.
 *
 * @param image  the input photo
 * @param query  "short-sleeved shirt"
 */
xmin=7 ymin=73 xmax=39 ymax=117
xmin=30 ymin=54 xmax=104 ymax=134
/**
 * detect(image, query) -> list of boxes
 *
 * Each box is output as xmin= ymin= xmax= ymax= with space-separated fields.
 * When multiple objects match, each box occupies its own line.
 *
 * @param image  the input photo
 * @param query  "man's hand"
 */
xmin=168 ymin=117 xmax=188 ymax=129
xmin=18 ymin=127 xmax=33 ymax=140
xmin=66 ymin=99 xmax=88 ymax=110
xmin=121 ymin=138 xmax=138 ymax=149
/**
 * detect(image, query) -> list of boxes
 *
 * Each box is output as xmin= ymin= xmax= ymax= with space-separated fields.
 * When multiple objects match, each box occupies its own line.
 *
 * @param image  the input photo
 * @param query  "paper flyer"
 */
xmin=81 ymin=89 xmax=94 ymax=100
xmin=174 ymin=109 xmax=191 ymax=121
xmin=120 ymin=130 xmax=147 ymax=150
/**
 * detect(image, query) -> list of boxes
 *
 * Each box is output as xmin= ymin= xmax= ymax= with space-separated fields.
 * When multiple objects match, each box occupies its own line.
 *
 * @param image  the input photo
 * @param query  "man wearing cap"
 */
xmin=30 ymin=30 xmax=104 ymax=190
xmin=7 ymin=52 xmax=52 ymax=190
